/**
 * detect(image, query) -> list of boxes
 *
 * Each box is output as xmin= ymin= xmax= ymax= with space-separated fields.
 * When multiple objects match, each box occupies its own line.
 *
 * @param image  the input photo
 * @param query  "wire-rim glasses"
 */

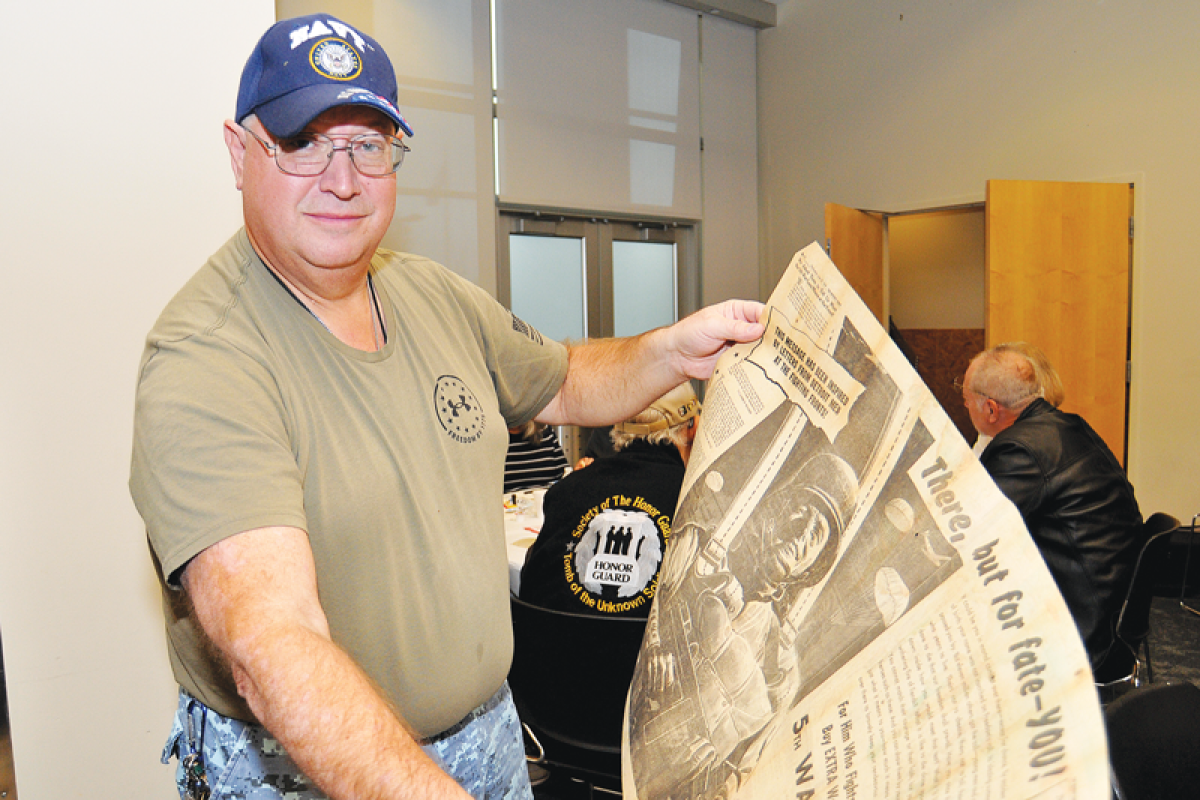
xmin=242 ymin=125 xmax=409 ymax=177
xmin=953 ymin=376 xmax=994 ymax=410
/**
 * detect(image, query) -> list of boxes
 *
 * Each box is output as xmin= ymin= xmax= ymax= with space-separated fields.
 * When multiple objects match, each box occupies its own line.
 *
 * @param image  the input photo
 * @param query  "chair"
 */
xmin=507 ymin=594 xmax=648 ymax=796
xmin=1178 ymin=512 xmax=1200 ymax=616
xmin=1104 ymin=680 xmax=1200 ymax=800
xmin=1094 ymin=512 xmax=1179 ymax=696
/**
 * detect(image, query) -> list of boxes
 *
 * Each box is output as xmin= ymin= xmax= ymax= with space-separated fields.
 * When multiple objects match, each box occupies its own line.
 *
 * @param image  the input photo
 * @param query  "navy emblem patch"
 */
xmin=434 ymin=375 xmax=485 ymax=444
xmin=309 ymin=38 xmax=362 ymax=81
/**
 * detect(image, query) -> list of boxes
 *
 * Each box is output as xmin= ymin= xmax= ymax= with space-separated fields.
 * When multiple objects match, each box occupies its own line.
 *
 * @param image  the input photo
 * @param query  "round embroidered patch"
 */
xmin=309 ymin=38 xmax=362 ymax=81
xmin=572 ymin=508 xmax=663 ymax=606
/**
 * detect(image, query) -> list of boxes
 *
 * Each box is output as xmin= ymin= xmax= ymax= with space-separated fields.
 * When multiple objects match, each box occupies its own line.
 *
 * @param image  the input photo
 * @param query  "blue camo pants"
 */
xmin=163 ymin=684 xmax=533 ymax=800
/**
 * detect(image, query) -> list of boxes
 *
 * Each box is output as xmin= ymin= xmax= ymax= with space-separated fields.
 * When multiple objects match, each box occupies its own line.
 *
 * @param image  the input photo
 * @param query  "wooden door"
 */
xmin=825 ymin=203 xmax=885 ymax=323
xmin=985 ymin=179 xmax=1132 ymax=463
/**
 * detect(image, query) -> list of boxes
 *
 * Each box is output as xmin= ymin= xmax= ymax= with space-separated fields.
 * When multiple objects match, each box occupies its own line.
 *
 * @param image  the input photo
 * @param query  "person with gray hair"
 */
xmin=1002 ymin=341 xmax=1066 ymax=407
xmin=961 ymin=344 xmax=1142 ymax=680
xmin=519 ymin=382 xmax=701 ymax=617
xmin=609 ymin=382 xmax=701 ymax=453
xmin=964 ymin=342 xmax=1064 ymax=454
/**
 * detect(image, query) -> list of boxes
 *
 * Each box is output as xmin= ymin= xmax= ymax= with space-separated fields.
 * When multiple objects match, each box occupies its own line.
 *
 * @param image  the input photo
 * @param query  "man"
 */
xmin=963 ymin=343 xmax=1142 ymax=679
xmin=967 ymin=341 xmax=1064 ymax=454
xmin=519 ymin=382 xmax=701 ymax=617
xmin=129 ymin=14 xmax=763 ymax=800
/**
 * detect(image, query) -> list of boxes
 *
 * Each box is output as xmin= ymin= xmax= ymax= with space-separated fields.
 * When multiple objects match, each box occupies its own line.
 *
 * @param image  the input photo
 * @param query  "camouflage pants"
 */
xmin=163 ymin=684 xmax=532 ymax=800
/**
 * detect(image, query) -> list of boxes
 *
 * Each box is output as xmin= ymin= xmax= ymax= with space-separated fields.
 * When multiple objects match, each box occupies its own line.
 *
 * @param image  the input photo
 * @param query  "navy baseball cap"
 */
xmin=236 ymin=14 xmax=413 ymax=138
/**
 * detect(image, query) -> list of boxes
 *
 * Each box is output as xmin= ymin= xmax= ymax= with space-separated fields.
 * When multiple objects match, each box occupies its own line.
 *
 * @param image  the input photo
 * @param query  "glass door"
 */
xmin=498 ymin=211 xmax=698 ymax=462
xmin=498 ymin=212 xmax=696 ymax=340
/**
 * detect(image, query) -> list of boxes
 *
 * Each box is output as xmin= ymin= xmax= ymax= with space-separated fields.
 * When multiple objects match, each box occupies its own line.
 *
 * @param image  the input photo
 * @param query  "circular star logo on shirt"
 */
xmin=434 ymin=376 xmax=485 ymax=444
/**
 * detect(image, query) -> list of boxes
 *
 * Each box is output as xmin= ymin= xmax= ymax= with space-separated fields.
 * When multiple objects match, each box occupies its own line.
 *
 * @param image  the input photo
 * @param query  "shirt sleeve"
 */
xmin=434 ymin=260 xmax=569 ymax=427
xmin=130 ymin=336 xmax=308 ymax=586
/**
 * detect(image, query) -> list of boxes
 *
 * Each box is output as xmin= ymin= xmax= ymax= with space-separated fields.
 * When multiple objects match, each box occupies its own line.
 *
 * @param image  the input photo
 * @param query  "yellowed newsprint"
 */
xmin=622 ymin=243 xmax=1107 ymax=799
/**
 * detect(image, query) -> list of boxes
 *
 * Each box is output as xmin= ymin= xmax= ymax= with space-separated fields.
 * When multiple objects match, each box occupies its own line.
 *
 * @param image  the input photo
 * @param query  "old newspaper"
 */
xmin=622 ymin=243 xmax=1108 ymax=799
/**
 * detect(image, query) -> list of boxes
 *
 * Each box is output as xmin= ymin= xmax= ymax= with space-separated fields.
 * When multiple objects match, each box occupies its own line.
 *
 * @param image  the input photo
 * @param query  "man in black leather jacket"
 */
xmin=964 ymin=344 xmax=1142 ymax=681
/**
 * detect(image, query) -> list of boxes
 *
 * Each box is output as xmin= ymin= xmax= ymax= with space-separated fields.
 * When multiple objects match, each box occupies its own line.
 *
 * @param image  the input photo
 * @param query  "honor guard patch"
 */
xmin=309 ymin=38 xmax=363 ymax=81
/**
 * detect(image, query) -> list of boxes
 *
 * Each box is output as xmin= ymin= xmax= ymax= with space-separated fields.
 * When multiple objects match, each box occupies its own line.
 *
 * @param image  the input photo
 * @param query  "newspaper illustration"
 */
xmin=622 ymin=243 xmax=1108 ymax=799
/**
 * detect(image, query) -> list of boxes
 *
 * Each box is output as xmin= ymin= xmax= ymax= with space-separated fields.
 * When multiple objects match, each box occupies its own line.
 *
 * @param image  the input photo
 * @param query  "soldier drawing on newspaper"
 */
xmin=624 ymin=244 xmax=1108 ymax=800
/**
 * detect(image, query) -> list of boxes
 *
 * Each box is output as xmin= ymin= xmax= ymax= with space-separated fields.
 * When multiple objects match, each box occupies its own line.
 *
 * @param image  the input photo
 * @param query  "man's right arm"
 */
xmin=182 ymin=525 xmax=470 ymax=800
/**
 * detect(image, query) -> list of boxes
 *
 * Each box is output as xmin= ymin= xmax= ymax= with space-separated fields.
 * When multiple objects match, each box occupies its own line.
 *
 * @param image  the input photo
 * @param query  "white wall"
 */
xmin=758 ymin=0 xmax=1200 ymax=519
xmin=0 ymin=2 xmax=274 ymax=796
xmin=496 ymin=0 xmax=703 ymax=219
xmin=701 ymin=14 xmax=761 ymax=306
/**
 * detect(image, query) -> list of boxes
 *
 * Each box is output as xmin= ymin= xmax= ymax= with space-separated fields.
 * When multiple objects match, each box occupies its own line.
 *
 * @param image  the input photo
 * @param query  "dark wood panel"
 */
xmin=898 ymin=328 xmax=985 ymax=446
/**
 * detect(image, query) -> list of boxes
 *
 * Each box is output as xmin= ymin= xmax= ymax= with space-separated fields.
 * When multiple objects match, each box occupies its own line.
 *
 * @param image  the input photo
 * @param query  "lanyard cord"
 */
xmin=263 ymin=263 xmax=388 ymax=346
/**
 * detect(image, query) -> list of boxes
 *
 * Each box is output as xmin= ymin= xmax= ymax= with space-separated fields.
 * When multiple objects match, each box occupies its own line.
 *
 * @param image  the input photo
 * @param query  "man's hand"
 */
xmin=661 ymin=300 xmax=765 ymax=381
xmin=536 ymin=299 xmax=764 ymax=428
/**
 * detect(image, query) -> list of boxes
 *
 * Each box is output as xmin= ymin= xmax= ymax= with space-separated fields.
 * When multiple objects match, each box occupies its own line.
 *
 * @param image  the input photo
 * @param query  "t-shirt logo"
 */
xmin=434 ymin=375 xmax=485 ymax=444
xmin=572 ymin=509 xmax=663 ymax=611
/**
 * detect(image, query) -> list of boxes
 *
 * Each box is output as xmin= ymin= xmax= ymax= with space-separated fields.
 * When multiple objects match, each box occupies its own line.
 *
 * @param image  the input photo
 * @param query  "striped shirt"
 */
xmin=504 ymin=427 xmax=569 ymax=494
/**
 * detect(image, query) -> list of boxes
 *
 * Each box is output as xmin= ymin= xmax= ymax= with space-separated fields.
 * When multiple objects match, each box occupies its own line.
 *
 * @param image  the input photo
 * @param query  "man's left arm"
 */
xmin=535 ymin=299 xmax=763 ymax=427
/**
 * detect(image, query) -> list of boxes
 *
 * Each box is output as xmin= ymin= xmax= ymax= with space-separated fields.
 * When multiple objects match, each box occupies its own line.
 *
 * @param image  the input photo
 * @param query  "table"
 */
xmin=504 ymin=488 xmax=545 ymax=594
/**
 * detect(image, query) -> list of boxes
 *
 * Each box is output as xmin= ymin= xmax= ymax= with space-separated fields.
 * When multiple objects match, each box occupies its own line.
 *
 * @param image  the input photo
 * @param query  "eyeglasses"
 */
xmin=954 ymin=376 xmax=993 ymax=408
xmin=242 ymin=126 xmax=410 ymax=177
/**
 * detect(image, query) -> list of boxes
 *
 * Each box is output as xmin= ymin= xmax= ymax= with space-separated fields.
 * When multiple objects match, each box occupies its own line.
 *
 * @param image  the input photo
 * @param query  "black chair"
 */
xmin=1095 ymin=512 xmax=1179 ymax=696
xmin=1105 ymin=680 xmax=1200 ymax=800
xmin=1178 ymin=512 xmax=1200 ymax=616
xmin=508 ymin=595 xmax=648 ymax=796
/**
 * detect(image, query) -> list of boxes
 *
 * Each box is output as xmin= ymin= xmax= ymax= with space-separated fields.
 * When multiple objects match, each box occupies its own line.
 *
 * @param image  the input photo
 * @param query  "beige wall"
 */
xmin=758 ymin=0 xmax=1200 ymax=519
xmin=889 ymin=209 xmax=986 ymax=330
xmin=0 ymin=2 xmax=274 ymax=796
xmin=701 ymin=14 xmax=761 ymax=307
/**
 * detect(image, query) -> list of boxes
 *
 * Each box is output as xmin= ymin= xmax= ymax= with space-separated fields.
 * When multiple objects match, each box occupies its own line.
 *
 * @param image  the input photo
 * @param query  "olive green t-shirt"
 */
xmin=130 ymin=229 xmax=567 ymax=738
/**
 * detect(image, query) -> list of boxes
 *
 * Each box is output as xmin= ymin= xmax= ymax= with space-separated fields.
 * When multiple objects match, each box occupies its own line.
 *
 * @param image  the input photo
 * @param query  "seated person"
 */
xmin=503 ymin=421 xmax=570 ymax=494
xmin=519 ymin=383 xmax=700 ymax=617
xmin=970 ymin=341 xmax=1065 ymax=454
xmin=579 ymin=424 xmax=616 ymax=466
xmin=963 ymin=343 xmax=1142 ymax=679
